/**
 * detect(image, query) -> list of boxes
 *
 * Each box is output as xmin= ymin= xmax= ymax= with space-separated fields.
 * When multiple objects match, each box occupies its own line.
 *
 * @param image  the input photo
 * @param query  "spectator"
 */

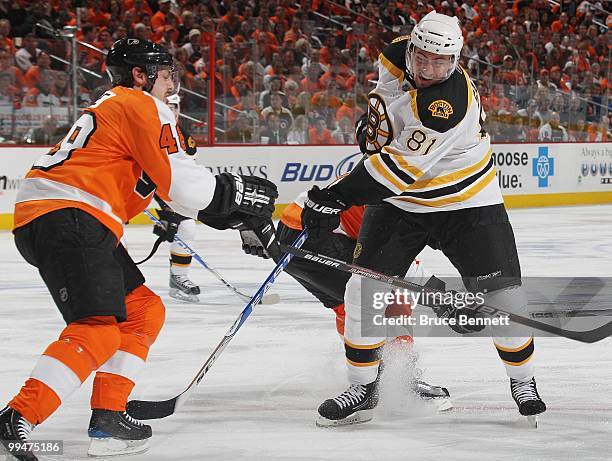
xmin=311 ymin=79 xmax=342 ymax=128
xmin=0 ymin=19 xmax=14 ymax=54
xmin=157 ymin=25 xmax=179 ymax=55
xmin=0 ymin=48 xmax=24 ymax=89
xmin=319 ymin=58 xmax=349 ymax=91
xmin=332 ymin=116 xmax=354 ymax=144
xmin=151 ymin=0 xmax=177 ymax=30
xmin=260 ymin=92 xmax=293 ymax=131
xmin=292 ymin=91 xmax=312 ymax=118
xmin=125 ymin=0 xmax=153 ymax=24
xmin=568 ymin=118 xmax=588 ymax=142
xmin=96 ymin=28 xmax=114 ymax=54
xmin=23 ymin=52 xmax=52 ymax=89
xmin=300 ymin=64 xmax=322 ymax=94
xmin=287 ymin=115 xmax=309 ymax=144
xmin=181 ymin=29 xmax=203 ymax=59
xmin=22 ymin=71 xmax=60 ymax=107
xmin=227 ymin=90 xmax=261 ymax=126
xmin=550 ymin=92 xmax=569 ymax=125
xmin=336 ymin=98 xmax=364 ymax=126
xmin=52 ymin=71 xmax=71 ymax=106
xmin=218 ymin=4 xmax=243 ymax=38
xmin=508 ymin=116 xmax=528 ymax=143
xmin=178 ymin=10 xmax=197 ymax=44
xmin=587 ymin=116 xmax=610 ymax=142
xmin=23 ymin=115 xmax=66 ymax=145
xmin=308 ymin=117 xmax=334 ymax=144
xmin=133 ymin=22 xmax=152 ymax=41
xmin=284 ymin=79 xmax=299 ymax=107
xmin=225 ymin=113 xmax=256 ymax=143
xmin=534 ymin=89 xmax=552 ymax=124
xmin=0 ymin=72 xmax=19 ymax=107
xmin=260 ymin=112 xmax=288 ymax=144
xmin=537 ymin=69 xmax=557 ymax=91
xmin=517 ymin=99 xmax=544 ymax=129
xmin=259 ymin=75 xmax=288 ymax=108
xmin=14 ymin=34 xmax=39 ymax=73
xmin=462 ymin=0 xmax=478 ymax=20
xmin=539 ymin=111 xmax=569 ymax=141
xmin=284 ymin=17 xmax=307 ymax=44
xmin=229 ymin=76 xmax=251 ymax=106
xmin=301 ymin=49 xmax=327 ymax=76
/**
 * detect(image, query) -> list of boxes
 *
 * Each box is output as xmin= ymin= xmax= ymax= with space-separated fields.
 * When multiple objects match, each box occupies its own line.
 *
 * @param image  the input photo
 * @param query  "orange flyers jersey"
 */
xmin=14 ymin=86 xmax=216 ymax=240
xmin=281 ymin=191 xmax=364 ymax=240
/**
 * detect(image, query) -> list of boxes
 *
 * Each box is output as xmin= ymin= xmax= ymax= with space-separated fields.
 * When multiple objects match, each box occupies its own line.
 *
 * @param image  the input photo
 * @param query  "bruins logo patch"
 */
xmin=187 ymin=136 xmax=196 ymax=149
xmin=353 ymin=243 xmax=362 ymax=259
xmin=428 ymin=100 xmax=453 ymax=119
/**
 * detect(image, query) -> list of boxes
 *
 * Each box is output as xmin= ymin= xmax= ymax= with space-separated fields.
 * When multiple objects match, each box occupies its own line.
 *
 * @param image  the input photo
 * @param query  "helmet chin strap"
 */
xmin=142 ymin=64 xmax=159 ymax=92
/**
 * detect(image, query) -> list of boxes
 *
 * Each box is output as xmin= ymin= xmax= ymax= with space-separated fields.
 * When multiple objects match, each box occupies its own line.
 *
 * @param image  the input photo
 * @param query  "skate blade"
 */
xmin=527 ymin=415 xmax=539 ymax=428
xmin=87 ymin=437 xmax=149 ymax=457
xmin=169 ymin=288 xmax=200 ymax=303
xmin=316 ymin=409 xmax=373 ymax=427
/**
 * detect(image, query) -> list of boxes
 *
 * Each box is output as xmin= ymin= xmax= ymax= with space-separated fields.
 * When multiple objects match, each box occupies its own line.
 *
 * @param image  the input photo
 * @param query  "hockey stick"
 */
xmin=143 ymin=210 xmax=279 ymax=305
xmin=279 ymin=244 xmax=612 ymax=344
xmin=126 ymin=230 xmax=308 ymax=420
xmin=530 ymin=308 xmax=612 ymax=318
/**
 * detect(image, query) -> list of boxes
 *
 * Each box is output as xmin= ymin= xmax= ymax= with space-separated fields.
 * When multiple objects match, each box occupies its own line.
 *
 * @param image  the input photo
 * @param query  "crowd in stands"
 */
xmin=0 ymin=0 xmax=609 ymax=144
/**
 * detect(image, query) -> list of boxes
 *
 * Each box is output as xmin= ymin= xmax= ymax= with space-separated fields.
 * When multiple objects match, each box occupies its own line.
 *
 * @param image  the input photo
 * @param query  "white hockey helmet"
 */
xmin=407 ymin=11 xmax=464 ymax=85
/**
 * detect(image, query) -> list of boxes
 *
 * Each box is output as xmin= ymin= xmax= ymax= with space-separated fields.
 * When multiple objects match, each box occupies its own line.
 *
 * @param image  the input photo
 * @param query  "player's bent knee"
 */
xmin=143 ymin=297 xmax=166 ymax=344
xmin=60 ymin=317 xmax=121 ymax=369
xmin=125 ymin=285 xmax=166 ymax=346
xmin=344 ymin=275 xmax=362 ymax=319
xmin=484 ymin=284 xmax=528 ymax=313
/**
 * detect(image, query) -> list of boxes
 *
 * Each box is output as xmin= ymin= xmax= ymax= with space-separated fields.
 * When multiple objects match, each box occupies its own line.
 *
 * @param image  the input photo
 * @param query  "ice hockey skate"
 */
xmin=169 ymin=273 xmax=201 ymax=303
xmin=316 ymin=378 xmax=379 ymax=427
xmin=0 ymin=406 xmax=37 ymax=461
xmin=87 ymin=409 xmax=152 ymax=457
xmin=510 ymin=377 xmax=546 ymax=428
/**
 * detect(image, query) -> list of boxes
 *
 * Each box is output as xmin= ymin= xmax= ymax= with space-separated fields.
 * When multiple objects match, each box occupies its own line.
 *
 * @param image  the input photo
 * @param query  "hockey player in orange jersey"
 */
xmin=0 ymin=38 xmax=277 ymax=460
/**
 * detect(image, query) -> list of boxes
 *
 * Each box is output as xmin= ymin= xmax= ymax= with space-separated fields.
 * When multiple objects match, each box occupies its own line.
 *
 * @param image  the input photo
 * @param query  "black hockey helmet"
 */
xmin=106 ymin=38 xmax=174 ymax=90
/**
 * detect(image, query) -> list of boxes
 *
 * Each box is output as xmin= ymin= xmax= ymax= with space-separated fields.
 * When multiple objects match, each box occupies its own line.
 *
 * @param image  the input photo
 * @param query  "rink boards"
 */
xmin=0 ymin=142 xmax=611 ymax=229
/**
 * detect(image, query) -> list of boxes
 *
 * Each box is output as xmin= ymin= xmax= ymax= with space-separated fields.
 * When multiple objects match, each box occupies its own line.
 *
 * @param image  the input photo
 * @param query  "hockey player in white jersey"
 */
xmin=302 ymin=12 xmax=546 ymax=427
xmin=152 ymin=93 xmax=202 ymax=303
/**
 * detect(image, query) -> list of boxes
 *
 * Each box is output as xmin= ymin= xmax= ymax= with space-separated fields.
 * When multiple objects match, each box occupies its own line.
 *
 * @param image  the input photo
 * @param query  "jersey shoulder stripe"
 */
xmin=378 ymin=38 xmax=409 ymax=80
xmin=415 ymin=67 xmax=471 ymax=133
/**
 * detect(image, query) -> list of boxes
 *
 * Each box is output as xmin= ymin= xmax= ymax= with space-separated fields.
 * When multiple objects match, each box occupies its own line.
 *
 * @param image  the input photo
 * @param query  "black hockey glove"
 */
xmin=238 ymin=216 xmax=281 ymax=260
xmin=153 ymin=208 xmax=186 ymax=242
xmin=355 ymin=112 xmax=368 ymax=154
xmin=301 ymin=186 xmax=348 ymax=238
xmin=431 ymin=293 xmax=486 ymax=335
xmin=200 ymin=173 xmax=278 ymax=220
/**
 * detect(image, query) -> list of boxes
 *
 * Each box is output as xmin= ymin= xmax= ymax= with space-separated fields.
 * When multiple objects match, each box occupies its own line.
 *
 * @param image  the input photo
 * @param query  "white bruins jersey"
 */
xmin=362 ymin=65 xmax=501 ymax=213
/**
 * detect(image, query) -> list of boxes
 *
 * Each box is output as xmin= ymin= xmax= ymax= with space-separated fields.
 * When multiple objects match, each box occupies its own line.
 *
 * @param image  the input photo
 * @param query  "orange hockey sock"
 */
xmin=91 ymin=285 xmax=165 ymax=412
xmin=9 ymin=316 xmax=120 ymax=425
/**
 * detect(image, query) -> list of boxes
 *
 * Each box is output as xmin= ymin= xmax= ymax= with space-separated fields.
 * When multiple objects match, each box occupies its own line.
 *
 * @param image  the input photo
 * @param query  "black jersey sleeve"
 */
xmin=414 ymin=67 xmax=470 ymax=133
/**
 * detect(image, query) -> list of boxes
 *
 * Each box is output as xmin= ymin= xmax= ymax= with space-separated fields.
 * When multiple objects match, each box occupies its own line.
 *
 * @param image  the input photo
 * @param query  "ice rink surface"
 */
xmin=1 ymin=205 xmax=612 ymax=461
